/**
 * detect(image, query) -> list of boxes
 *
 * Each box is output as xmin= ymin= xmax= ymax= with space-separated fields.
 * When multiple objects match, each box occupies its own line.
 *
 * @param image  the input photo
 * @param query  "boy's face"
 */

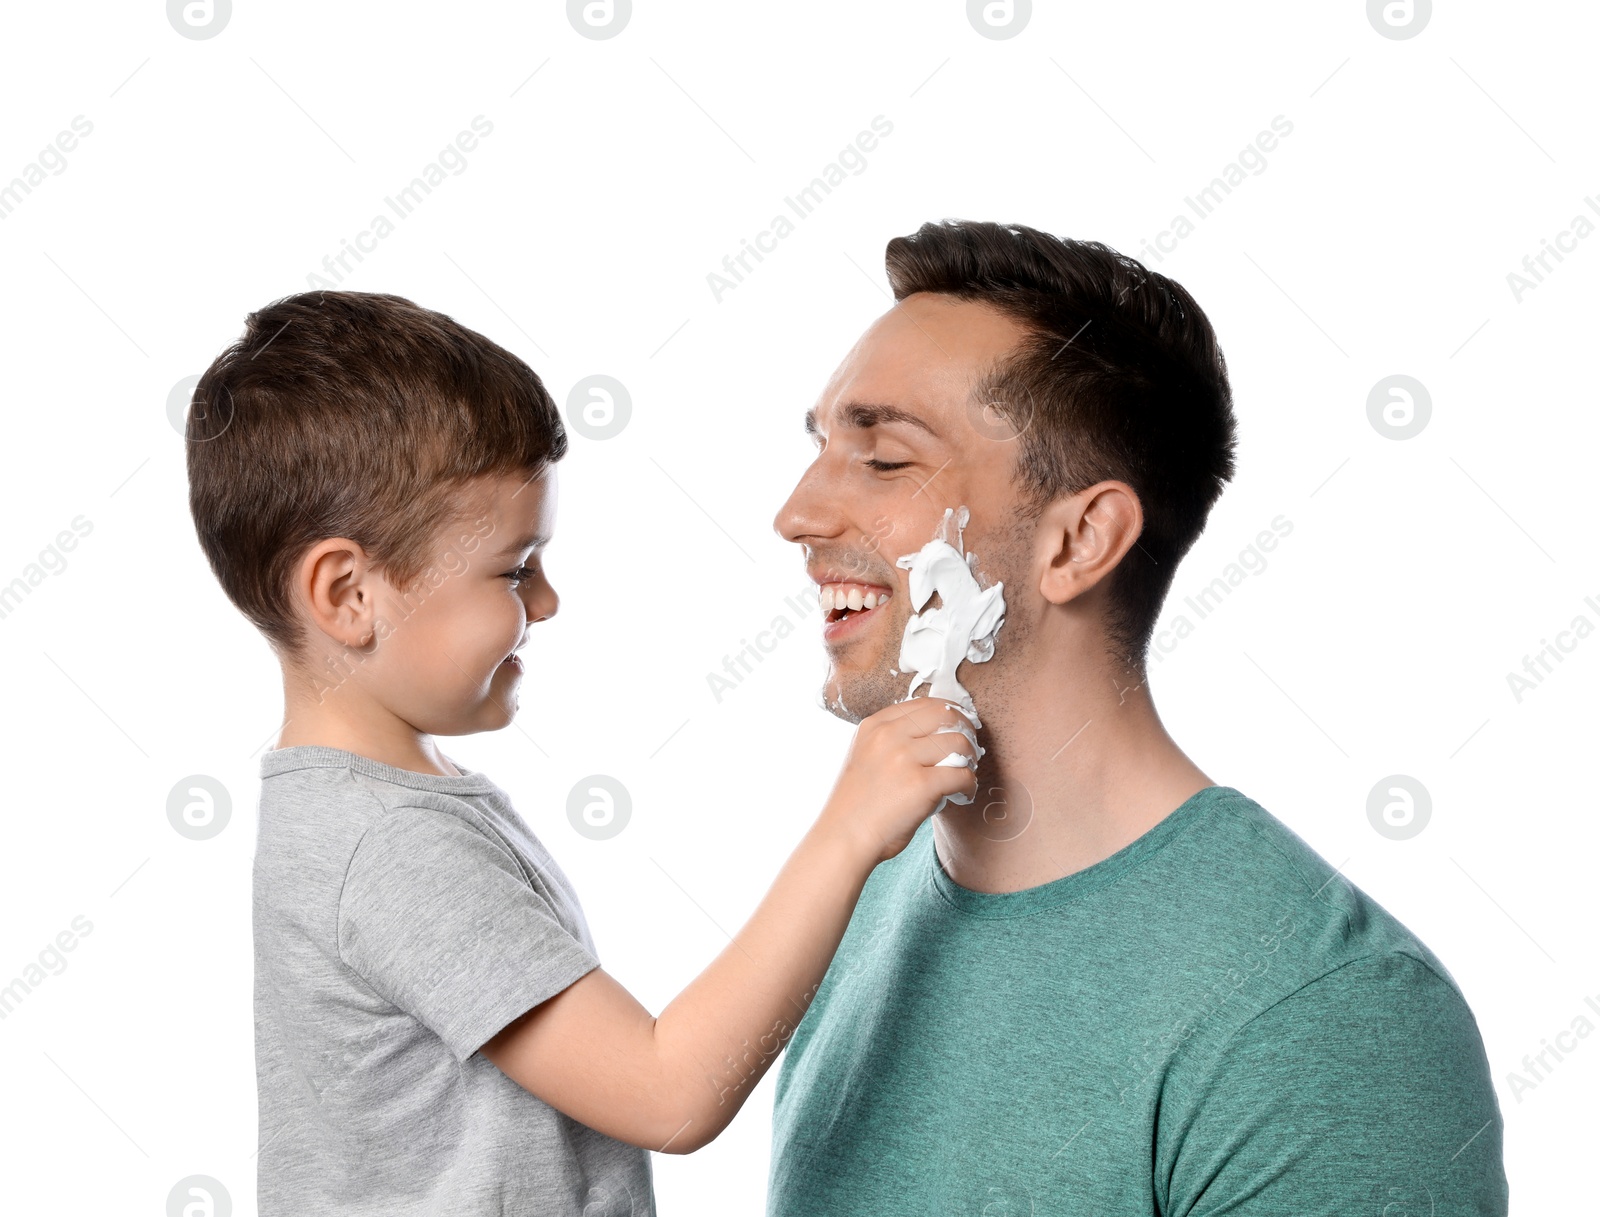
xmin=336 ymin=466 xmax=559 ymax=736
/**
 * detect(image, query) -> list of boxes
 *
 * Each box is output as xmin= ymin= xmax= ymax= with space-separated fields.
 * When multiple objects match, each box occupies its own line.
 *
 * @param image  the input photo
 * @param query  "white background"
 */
xmin=0 ymin=0 xmax=1593 ymax=1212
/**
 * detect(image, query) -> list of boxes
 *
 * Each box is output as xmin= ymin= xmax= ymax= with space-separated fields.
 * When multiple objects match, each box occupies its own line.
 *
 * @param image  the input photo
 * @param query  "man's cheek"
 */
xmin=863 ymin=515 xmax=897 ymax=553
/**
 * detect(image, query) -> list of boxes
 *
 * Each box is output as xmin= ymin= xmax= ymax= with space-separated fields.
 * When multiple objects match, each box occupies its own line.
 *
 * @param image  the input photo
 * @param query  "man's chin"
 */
xmin=819 ymin=670 xmax=903 ymax=724
xmin=818 ymin=686 xmax=864 ymax=724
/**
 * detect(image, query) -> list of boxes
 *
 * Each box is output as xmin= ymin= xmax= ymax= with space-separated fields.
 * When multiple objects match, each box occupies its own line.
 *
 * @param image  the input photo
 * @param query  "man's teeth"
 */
xmin=818 ymin=584 xmax=888 ymax=613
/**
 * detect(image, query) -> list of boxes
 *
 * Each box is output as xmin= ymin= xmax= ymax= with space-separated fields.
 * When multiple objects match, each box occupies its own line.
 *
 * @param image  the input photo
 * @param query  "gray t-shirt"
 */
xmin=254 ymin=745 xmax=654 ymax=1216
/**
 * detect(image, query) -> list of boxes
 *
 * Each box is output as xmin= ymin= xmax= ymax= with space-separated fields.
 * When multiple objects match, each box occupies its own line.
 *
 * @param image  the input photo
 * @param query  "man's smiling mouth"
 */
xmin=818 ymin=581 xmax=893 ymax=629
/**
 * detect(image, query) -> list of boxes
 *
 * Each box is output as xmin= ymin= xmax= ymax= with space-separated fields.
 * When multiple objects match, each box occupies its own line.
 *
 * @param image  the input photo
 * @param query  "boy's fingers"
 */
xmin=877 ymin=696 xmax=944 ymax=729
xmin=918 ymin=732 xmax=977 ymax=768
xmin=931 ymin=764 xmax=981 ymax=804
xmin=892 ymin=697 xmax=976 ymax=737
xmin=931 ymin=716 xmax=979 ymax=753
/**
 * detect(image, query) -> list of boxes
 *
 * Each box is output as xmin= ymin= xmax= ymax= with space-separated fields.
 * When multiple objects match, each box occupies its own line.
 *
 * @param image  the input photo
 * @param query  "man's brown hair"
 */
xmin=185 ymin=290 xmax=566 ymax=662
xmin=884 ymin=220 xmax=1238 ymax=667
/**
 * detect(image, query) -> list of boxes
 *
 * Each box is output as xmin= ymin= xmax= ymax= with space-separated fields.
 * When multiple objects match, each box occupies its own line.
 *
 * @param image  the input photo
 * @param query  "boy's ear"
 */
xmin=1034 ymin=480 xmax=1144 ymax=606
xmin=298 ymin=538 xmax=380 ymax=649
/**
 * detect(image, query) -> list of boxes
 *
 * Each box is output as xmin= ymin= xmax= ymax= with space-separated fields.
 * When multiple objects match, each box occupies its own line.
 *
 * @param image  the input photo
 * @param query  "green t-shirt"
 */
xmin=768 ymin=784 xmax=1507 ymax=1216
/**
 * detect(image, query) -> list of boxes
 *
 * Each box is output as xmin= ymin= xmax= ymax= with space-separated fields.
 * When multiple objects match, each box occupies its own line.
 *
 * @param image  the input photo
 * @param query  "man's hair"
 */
xmin=884 ymin=220 xmax=1238 ymax=667
xmin=185 ymin=290 xmax=566 ymax=662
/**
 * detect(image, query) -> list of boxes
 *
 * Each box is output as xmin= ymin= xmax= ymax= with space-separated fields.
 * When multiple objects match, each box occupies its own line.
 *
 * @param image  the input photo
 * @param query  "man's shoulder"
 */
xmin=1179 ymin=785 xmax=1353 ymax=906
xmin=1166 ymin=786 xmax=1473 ymax=1041
xmin=1185 ymin=786 xmax=1449 ymax=952
xmin=1159 ymin=943 xmax=1503 ymax=1213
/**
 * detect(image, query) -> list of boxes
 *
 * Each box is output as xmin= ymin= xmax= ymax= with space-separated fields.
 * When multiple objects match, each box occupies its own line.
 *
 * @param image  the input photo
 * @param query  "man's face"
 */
xmin=773 ymin=293 xmax=1037 ymax=722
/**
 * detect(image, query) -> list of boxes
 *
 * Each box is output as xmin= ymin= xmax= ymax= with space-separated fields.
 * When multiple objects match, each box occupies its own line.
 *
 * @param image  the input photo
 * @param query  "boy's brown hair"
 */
xmin=186 ymin=290 xmax=566 ymax=663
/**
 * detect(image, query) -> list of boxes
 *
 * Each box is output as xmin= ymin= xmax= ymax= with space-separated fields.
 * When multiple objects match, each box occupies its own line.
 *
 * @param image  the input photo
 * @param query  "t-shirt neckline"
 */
xmin=927 ymin=783 xmax=1242 ymax=917
xmin=258 ymin=744 xmax=499 ymax=795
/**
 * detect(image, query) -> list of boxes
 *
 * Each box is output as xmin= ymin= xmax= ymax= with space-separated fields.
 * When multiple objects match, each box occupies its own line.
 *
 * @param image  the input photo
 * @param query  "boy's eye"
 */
xmin=504 ymin=565 xmax=538 ymax=588
xmin=863 ymin=459 xmax=911 ymax=472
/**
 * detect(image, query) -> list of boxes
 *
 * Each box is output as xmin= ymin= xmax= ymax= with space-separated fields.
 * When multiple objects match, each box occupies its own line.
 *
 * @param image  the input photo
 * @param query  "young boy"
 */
xmin=185 ymin=290 xmax=977 ymax=1215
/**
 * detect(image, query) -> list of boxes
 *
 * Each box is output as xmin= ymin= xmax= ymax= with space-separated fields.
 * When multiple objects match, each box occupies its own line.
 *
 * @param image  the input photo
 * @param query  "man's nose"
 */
xmin=773 ymin=459 xmax=844 ymax=546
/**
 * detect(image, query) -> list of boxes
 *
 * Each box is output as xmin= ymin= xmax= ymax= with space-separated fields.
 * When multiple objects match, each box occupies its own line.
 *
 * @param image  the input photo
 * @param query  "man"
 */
xmin=766 ymin=220 xmax=1508 ymax=1215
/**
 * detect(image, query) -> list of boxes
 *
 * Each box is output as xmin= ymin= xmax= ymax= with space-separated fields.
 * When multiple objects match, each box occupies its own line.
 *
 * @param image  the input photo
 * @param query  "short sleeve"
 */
xmin=337 ymin=806 xmax=600 ymax=1062
xmin=1163 ymin=952 xmax=1509 ymax=1217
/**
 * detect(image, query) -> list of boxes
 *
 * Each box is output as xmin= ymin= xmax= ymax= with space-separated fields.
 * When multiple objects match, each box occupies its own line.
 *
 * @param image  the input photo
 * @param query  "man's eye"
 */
xmin=864 ymin=459 xmax=911 ymax=472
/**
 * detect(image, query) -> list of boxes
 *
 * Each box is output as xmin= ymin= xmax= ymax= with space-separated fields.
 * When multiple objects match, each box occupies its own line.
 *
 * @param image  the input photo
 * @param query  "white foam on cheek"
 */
xmin=895 ymin=505 xmax=1007 ymax=727
xmin=895 ymin=506 xmax=1007 ymax=810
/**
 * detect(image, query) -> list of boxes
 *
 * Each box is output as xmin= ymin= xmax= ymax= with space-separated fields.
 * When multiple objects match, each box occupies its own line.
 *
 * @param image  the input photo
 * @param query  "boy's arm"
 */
xmin=480 ymin=696 xmax=976 ymax=1154
xmin=483 ymin=823 xmax=874 ymax=1153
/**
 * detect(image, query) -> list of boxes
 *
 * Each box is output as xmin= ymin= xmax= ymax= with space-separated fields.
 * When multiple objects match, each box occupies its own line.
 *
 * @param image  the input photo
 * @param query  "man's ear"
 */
xmin=1035 ymin=481 xmax=1144 ymax=606
xmin=297 ymin=538 xmax=381 ymax=649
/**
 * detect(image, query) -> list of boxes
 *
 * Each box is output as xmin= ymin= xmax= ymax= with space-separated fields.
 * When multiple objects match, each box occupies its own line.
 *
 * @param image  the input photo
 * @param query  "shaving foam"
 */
xmin=895 ymin=506 xmax=1007 ymax=808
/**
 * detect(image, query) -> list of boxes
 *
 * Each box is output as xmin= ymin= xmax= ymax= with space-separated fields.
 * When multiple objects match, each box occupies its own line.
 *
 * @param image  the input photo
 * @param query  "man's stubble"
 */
xmin=819 ymin=514 xmax=1036 ymax=728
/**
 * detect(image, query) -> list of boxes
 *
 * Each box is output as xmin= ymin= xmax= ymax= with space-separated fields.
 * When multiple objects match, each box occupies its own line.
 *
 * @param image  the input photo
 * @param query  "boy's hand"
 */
xmin=819 ymin=697 xmax=980 ymax=865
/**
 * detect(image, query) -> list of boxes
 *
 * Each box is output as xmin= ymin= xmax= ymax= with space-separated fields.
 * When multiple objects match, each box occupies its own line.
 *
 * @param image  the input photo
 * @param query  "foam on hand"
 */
xmin=895 ymin=506 xmax=1007 ymax=808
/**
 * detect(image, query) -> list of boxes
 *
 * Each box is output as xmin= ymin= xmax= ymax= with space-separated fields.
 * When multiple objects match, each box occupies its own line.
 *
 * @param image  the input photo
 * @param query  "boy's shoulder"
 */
xmin=258 ymin=744 xmax=510 ymax=821
xmin=254 ymin=744 xmax=534 ymax=894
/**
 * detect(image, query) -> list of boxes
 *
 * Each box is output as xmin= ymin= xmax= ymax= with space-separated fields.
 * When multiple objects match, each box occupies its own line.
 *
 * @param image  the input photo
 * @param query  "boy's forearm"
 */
xmin=479 ymin=705 xmax=971 ymax=1152
xmin=648 ymin=819 xmax=877 ymax=1150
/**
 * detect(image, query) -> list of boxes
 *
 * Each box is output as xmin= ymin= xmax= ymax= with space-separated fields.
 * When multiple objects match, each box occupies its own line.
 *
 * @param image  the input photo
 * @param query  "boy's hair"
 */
xmin=185 ymin=290 xmax=566 ymax=663
xmin=884 ymin=220 xmax=1238 ymax=667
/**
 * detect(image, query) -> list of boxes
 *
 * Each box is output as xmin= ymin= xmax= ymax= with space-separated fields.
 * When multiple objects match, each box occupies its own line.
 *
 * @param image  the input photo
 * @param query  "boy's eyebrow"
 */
xmin=495 ymin=531 xmax=550 ymax=556
xmin=803 ymin=401 xmax=940 ymax=440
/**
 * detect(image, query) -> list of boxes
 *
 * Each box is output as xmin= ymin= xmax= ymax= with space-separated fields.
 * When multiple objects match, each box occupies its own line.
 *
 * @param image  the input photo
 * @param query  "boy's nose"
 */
xmin=530 ymin=585 xmax=558 ymax=623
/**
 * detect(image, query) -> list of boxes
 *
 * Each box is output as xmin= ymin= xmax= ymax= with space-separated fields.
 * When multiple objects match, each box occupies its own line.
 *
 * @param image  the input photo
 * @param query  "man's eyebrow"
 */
xmin=804 ymin=401 xmax=940 ymax=439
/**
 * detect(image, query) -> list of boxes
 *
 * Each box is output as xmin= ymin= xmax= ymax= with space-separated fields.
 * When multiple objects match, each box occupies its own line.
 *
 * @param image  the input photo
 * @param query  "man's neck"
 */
xmin=933 ymin=667 xmax=1212 ymax=895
